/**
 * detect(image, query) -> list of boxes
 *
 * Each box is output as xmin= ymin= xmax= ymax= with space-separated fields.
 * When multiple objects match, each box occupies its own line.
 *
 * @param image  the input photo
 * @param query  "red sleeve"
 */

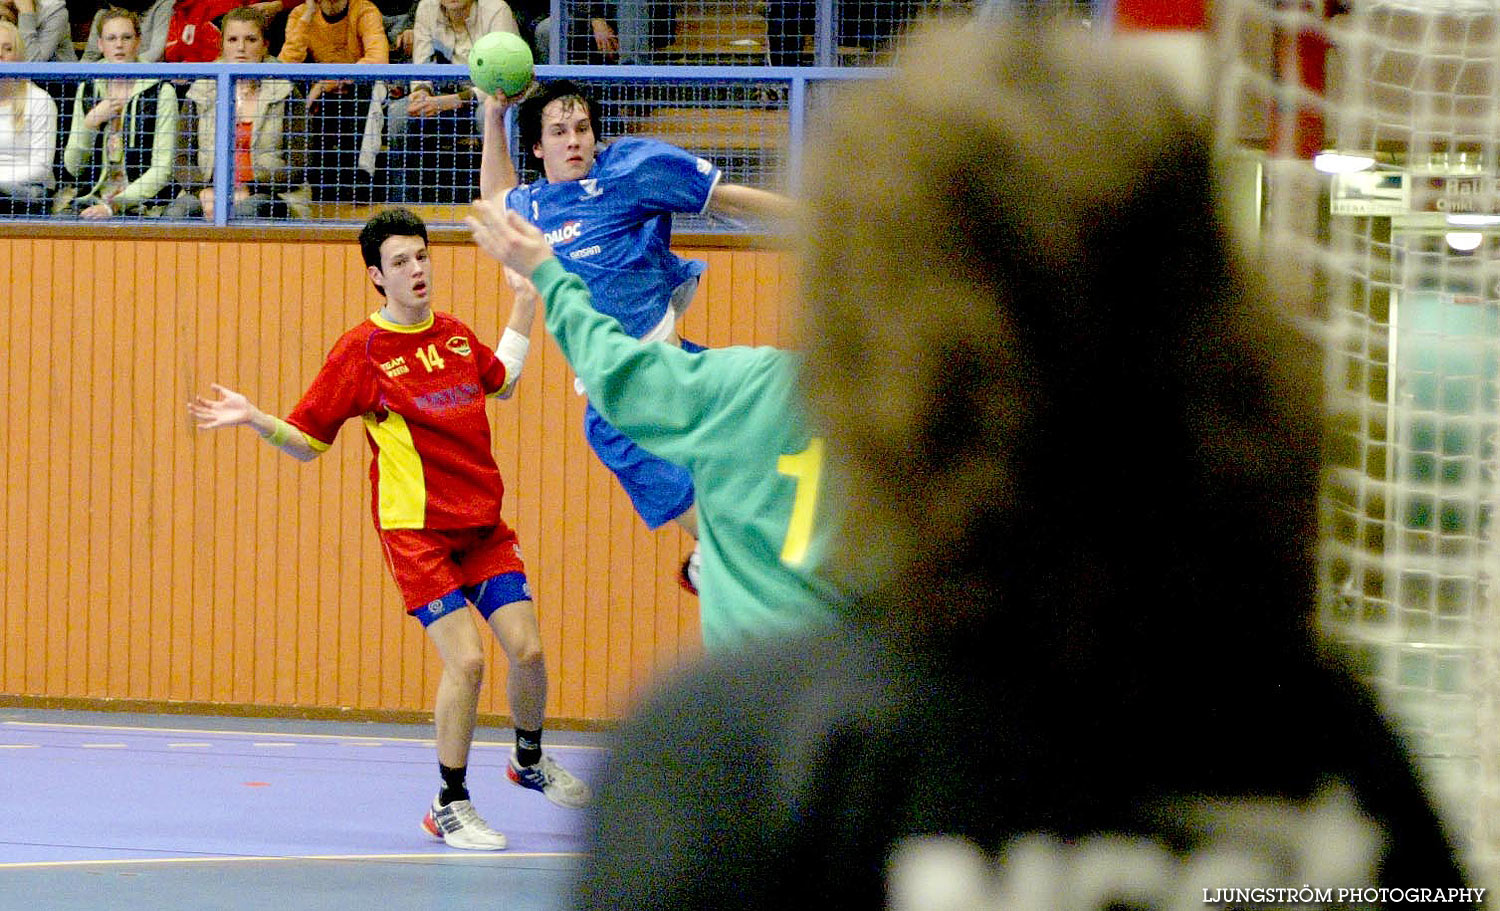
xmin=473 ymin=336 xmax=508 ymax=396
xmin=285 ymin=331 xmax=378 ymax=445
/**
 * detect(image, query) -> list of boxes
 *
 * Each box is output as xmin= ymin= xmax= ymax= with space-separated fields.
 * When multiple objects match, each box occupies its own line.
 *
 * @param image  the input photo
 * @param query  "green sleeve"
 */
xmin=533 ymin=258 xmax=770 ymax=469
xmin=115 ymin=83 xmax=177 ymax=207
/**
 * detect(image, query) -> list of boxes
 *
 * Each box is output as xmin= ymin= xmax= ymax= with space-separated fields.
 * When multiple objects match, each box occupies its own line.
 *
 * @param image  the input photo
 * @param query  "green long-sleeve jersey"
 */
xmin=533 ymin=258 xmax=842 ymax=652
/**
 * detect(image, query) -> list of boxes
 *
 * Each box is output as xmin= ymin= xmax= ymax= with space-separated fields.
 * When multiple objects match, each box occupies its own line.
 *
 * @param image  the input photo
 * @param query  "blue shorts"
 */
xmin=582 ymin=338 xmax=704 ymax=530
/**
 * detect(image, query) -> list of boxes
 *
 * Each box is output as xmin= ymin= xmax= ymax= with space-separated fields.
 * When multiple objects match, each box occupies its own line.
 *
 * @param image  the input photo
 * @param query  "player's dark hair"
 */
xmin=518 ymin=79 xmax=604 ymax=172
xmin=359 ymin=208 xmax=428 ymax=295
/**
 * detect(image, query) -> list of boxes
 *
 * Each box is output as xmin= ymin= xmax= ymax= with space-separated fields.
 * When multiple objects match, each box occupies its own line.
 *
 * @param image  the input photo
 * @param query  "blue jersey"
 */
xmin=505 ymin=137 xmax=722 ymax=339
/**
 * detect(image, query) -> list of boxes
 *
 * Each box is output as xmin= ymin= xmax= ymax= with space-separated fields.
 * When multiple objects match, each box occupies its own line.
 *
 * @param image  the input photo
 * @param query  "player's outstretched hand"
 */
xmin=467 ymin=199 xmax=553 ymax=277
xmin=188 ymin=383 xmax=256 ymax=430
xmin=503 ymin=266 xmax=541 ymax=302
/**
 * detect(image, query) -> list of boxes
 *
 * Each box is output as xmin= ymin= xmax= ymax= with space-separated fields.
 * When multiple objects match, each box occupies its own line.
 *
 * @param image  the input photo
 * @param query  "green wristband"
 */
xmin=260 ymin=417 xmax=294 ymax=447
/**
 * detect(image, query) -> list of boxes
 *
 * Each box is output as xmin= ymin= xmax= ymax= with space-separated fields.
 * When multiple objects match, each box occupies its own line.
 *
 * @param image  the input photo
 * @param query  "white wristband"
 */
xmin=496 ymin=328 xmax=530 ymax=392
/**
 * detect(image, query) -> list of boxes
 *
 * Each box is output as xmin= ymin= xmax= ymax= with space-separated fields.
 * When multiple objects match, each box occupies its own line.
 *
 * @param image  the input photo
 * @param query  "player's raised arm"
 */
xmin=188 ymin=383 xmax=324 ymax=462
xmin=705 ymin=182 xmax=800 ymax=222
xmin=479 ymin=90 xmax=520 ymax=202
xmin=492 ymin=266 xmax=540 ymax=399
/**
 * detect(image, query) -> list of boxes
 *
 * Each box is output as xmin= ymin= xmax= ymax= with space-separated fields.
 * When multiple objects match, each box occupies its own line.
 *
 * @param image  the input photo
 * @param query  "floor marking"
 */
xmin=0 ymin=851 xmax=584 ymax=870
xmin=0 ymin=744 xmax=38 ymax=749
xmin=2 ymin=721 xmax=604 ymax=751
xmin=251 ymin=742 xmax=297 ymax=748
xmin=167 ymin=742 xmax=213 ymax=749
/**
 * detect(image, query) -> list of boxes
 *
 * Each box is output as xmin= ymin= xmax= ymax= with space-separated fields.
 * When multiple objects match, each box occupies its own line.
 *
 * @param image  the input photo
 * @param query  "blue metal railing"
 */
xmin=0 ymin=60 xmax=881 ymax=232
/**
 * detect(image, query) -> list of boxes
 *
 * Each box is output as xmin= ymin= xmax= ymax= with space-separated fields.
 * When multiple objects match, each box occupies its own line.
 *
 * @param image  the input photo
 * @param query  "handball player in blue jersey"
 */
xmin=479 ymin=80 xmax=795 ymax=592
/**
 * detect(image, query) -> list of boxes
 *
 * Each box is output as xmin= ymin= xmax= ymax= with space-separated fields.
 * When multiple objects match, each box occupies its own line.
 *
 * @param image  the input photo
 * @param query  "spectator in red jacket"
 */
xmin=163 ymin=0 xmax=296 ymax=62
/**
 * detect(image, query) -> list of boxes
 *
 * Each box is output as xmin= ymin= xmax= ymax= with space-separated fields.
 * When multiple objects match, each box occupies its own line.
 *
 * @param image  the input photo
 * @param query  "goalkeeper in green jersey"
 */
xmin=468 ymin=199 xmax=843 ymax=653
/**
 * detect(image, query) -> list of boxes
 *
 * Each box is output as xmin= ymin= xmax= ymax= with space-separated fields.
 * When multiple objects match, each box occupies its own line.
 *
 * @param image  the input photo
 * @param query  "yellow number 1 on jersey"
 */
xmin=777 ymin=437 xmax=824 ymax=568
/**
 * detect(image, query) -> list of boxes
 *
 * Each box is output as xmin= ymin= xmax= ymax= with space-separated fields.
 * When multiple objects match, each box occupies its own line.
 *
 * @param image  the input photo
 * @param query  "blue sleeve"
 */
xmin=603 ymin=138 xmax=721 ymax=217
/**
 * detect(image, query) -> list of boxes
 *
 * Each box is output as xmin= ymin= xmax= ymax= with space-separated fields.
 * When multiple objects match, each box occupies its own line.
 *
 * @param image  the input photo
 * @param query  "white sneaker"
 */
xmin=422 ymin=797 xmax=508 ymax=850
xmin=507 ymin=752 xmax=593 ymax=809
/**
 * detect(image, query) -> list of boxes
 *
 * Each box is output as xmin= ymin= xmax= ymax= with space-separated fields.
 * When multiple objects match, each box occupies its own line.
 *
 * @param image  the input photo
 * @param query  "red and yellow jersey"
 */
xmin=287 ymin=311 xmax=509 ymax=530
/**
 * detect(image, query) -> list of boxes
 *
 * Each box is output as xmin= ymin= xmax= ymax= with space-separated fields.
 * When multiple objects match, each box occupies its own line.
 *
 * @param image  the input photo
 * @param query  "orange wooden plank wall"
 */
xmin=0 ymin=234 xmax=800 ymax=725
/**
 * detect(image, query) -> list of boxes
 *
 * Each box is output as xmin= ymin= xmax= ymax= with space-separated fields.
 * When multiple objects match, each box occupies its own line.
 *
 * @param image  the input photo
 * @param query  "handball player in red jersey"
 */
xmin=189 ymin=207 xmax=589 ymax=851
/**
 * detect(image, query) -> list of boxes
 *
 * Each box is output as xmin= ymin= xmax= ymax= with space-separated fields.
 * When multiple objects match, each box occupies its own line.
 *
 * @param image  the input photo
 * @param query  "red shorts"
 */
xmin=378 ymin=524 xmax=527 ymax=612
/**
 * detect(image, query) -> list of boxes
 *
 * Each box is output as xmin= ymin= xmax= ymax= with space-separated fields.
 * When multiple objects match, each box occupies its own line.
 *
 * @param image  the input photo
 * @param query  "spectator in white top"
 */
xmin=384 ymin=0 xmax=515 ymax=203
xmin=0 ymin=20 xmax=57 ymax=214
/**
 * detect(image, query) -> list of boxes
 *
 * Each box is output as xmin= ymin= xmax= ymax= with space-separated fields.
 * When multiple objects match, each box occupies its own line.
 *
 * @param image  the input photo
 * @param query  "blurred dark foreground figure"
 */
xmin=573 ymin=22 xmax=1472 ymax=911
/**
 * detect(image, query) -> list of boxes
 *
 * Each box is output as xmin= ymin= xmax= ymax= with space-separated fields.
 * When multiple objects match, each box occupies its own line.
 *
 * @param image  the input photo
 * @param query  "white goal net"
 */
xmin=1213 ymin=0 xmax=1500 ymax=888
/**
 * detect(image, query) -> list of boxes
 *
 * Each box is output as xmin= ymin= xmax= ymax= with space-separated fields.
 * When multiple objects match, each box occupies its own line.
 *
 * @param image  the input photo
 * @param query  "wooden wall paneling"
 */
xmin=537 ymin=334 xmax=577 ymax=720
xmin=754 ymin=250 xmax=784 ymax=347
xmin=22 ymin=239 xmax=46 ymax=695
xmin=268 ymin=242 xmax=302 ymax=708
xmin=78 ymin=237 xmax=108 ymax=698
xmin=118 ymin=238 xmax=143 ymax=700
xmin=132 ymin=241 xmax=162 ymax=700
xmin=21 ymin=238 xmax=47 ymax=695
xmin=186 ymin=242 xmax=215 ymax=704
xmin=134 ymin=237 xmax=165 ymax=699
xmin=0 ymin=236 xmax=792 ymax=725
xmin=246 ymin=241 xmax=276 ymax=706
xmin=0 ymin=237 xmax=16 ymax=695
xmin=4 ymin=239 xmax=30 ymax=695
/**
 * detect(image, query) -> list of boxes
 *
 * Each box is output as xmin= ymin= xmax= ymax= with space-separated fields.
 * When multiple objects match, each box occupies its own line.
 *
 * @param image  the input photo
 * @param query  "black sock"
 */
xmin=514 ymin=727 xmax=542 ymax=767
xmin=438 ymin=763 xmax=469 ymax=805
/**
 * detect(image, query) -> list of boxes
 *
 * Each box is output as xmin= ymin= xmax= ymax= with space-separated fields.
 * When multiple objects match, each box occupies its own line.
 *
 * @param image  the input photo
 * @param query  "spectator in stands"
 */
xmin=83 ymin=0 xmax=172 ymax=60
xmin=13 ymin=0 xmax=74 ymax=60
xmin=166 ymin=7 xmax=310 ymax=219
xmin=14 ymin=0 xmax=73 ymax=203
xmin=0 ymin=2 xmax=13 ymax=25
xmin=609 ymin=0 xmax=677 ymax=65
xmin=377 ymin=0 xmax=415 ymax=61
xmin=278 ymin=0 xmax=388 ymax=201
xmin=0 ymin=20 xmax=57 ymax=214
xmin=61 ymin=7 xmax=178 ymax=217
xmin=507 ymin=0 xmax=545 ymax=61
xmin=160 ymin=0 xmax=294 ymax=62
xmin=558 ymin=1 xmax=675 ymax=65
xmin=385 ymin=0 xmax=515 ymax=203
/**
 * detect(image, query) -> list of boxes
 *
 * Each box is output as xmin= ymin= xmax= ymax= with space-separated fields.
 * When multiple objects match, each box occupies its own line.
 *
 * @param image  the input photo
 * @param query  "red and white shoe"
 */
xmin=507 ymin=752 xmax=592 ymax=809
xmin=422 ymin=796 xmax=508 ymax=850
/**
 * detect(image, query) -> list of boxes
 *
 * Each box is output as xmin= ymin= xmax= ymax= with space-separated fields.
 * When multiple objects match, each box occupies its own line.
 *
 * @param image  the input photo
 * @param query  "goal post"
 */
xmin=1212 ymin=0 xmax=1500 ymax=888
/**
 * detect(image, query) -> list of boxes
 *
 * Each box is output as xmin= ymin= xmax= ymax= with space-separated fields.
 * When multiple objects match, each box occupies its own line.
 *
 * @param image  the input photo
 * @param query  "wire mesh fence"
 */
xmin=0 ymin=0 xmax=1098 ymax=228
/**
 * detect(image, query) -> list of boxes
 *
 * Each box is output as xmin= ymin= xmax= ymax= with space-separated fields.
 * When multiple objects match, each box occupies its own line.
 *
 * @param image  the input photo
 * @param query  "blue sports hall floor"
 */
xmin=0 ymin=708 xmax=607 ymax=911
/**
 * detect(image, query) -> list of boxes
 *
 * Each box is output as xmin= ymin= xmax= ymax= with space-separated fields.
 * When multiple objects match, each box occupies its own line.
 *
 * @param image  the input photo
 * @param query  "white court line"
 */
xmin=251 ymin=743 xmax=297 ymax=748
xmin=0 ymin=744 xmax=38 ymax=749
xmin=1 ymin=721 xmax=604 ymax=751
xmin=168 ymin=742 xmax=214 ymax=749
xmin=0 ymin=851 xmax=583 ymax=870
